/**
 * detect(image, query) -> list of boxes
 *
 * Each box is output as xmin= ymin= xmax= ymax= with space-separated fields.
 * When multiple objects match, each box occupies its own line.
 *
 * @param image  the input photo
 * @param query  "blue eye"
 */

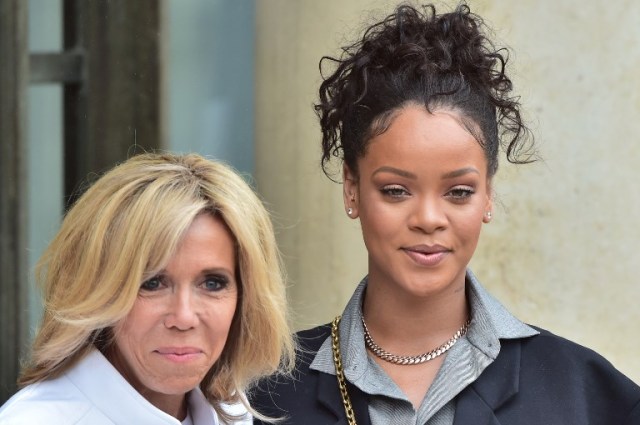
xmin=202 ymin=275 xmax=229 ymax=291
xmin=141 ymin=276 xmax=163 ymax=291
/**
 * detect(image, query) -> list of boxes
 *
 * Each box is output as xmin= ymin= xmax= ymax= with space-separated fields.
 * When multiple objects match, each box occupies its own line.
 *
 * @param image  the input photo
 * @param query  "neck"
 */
xmin=143 ymin=391 xmax=188 ymax=421
xmin=361 ymin=275 xmax=469 ymax=354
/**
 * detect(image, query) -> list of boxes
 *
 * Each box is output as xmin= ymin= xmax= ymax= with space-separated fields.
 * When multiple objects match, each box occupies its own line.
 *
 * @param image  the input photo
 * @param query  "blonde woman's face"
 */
xmin=108 ymin=213 xmax=238 ymax=412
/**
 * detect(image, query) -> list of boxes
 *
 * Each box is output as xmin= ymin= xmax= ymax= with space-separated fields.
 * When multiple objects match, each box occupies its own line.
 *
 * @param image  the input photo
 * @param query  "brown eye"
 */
xmin=380 ymin=185 xmax=409 ymax=198
xmin=447 ymin=186 xmax=474 ymax=200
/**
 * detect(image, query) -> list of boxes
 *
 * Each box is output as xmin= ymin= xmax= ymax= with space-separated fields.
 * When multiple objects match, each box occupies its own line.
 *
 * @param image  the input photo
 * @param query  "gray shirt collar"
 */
xmin=310 ymin=269 xmax=538 ymax=379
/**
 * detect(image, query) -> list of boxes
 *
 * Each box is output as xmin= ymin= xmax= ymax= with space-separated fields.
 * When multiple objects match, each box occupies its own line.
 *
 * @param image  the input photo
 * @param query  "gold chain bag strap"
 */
xmin=331 ymin=315 xmax=358 ymax=425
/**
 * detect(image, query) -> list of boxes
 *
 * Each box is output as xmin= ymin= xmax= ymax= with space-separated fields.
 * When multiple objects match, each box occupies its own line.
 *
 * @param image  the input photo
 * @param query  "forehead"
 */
xmin=360 ymin=105 xmax=488 ymax=174
xmin=165 ymin=213 xmax=237 ymax=271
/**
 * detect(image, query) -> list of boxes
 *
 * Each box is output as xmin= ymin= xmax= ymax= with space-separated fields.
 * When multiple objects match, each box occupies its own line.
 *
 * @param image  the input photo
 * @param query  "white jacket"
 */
xmin=0 ymin=349 xmax=251 ymax=425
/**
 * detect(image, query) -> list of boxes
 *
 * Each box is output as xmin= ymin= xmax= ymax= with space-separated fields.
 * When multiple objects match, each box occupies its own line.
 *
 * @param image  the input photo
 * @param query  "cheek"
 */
xmin=359 ymin=210 xmax=396 ymax=251
xmin=113 ymin=299 xmax=161 ymax=349
xmin=455 ymin=211 xmax=485 ymax=244
xmin=204 ymin=296 xmax=238 ymax=333
xmin=203 ymin=300 xmax=238 ymax=361
xmin=359 ymin=195 xmax=403 ymax=233
xmin=226 ymin=297 xmax=239 ymax=326
xmin=218 ymin=299 xmax=238 ymax=326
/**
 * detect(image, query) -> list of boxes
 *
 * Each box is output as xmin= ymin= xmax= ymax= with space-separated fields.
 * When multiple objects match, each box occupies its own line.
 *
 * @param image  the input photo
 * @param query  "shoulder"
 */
xmin=519 ymin=326 xmax=637 ymax=380
xmin=217 ymin=404 xmax=252 ymax=425
xmin=188 ymin=386 xmax=251 ymax=424
xmin=248 ymin=324 xmax=332 ymax=424
xmin=296 ymin=323 xmax=332 ymax=350
xmin=0 ymin=377 xmax=110 ymax=425
xmin=256 ymin=323 xmax=330 ymax=383
xmin=271 ymin=323 xmax=332 ymax=374
xmin=493 ymin=327 xmax=640 ymax=422
xmin=294 ymin=323 xmax=332 ymax=364
xmin=215 ymin=394 xmax=253 ymax=425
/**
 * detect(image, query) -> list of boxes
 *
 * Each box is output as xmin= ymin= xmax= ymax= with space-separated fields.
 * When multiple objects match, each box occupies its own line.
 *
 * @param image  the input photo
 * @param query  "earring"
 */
xmin=347 ymin=208 xmax=353 ymax=216
xmin=484 ymin=211 xmax=492 ymax=221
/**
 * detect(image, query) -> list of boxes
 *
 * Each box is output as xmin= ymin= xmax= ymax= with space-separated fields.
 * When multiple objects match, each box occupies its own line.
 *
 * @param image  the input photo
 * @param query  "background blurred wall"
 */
xmin=167 ymin=0 xmax=255 ymax=175
xmin=255 ymin=0 xmax=640 ymax=383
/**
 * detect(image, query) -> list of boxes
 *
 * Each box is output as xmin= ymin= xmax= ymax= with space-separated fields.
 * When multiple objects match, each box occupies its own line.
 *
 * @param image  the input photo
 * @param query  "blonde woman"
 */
xmin=0 ymin=153 xmax=294 ymax=424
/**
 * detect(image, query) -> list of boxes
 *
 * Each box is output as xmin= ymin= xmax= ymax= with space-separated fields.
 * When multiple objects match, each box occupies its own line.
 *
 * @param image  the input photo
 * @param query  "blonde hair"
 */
xmin=19 ymin=152 xmax=294 ymax=419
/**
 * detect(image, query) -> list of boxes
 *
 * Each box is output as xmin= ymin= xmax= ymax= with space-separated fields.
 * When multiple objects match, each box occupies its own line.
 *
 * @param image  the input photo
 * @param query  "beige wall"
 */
xmin=255 ymin=0 xmax=640 ymax=383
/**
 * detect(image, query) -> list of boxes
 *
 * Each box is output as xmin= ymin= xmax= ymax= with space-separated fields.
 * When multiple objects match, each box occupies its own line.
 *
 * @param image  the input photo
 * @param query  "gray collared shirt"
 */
xmin=310 ymin=270 xmax=538 ymax=425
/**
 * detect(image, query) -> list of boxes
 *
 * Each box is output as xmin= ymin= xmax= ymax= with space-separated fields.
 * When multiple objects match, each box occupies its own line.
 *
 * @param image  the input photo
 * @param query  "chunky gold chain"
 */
xmin=331 ymin=315 xmax=357 ymax=425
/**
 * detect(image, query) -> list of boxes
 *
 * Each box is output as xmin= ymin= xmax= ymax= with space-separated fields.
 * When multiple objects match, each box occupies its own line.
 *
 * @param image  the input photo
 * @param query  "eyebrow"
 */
xmin=372 ymin=166 xmax=417 ymax=179
xmin=442 ymin=167 xmax=480 ymax=179
xmin=372 ymin=166 xmax=479 ymax=180
xmin=200 ymin=267 xmax=235 ymax=277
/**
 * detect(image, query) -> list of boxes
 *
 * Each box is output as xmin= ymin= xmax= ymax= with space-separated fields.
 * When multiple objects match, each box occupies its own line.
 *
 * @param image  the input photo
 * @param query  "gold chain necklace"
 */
xmin=362 ymin=316 xmax=471 ymax=365
xmin=331 ymin=316 xmax=357 ymax=425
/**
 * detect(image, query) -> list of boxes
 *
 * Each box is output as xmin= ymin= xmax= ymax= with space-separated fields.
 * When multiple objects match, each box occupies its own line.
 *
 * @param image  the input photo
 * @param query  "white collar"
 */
xmin=65 ymin=349 xmax=219 ymax=424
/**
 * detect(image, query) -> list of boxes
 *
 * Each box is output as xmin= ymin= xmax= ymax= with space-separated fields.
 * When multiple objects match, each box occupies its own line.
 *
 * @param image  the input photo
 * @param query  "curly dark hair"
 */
xmin=315 ymin=3 xmax=535 ymax=179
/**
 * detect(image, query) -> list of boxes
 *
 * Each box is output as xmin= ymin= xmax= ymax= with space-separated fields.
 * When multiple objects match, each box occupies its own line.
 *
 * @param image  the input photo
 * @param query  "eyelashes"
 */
xmin=201 ymin=275 xmax=230 ymax=291
xmin=380 ymin=185 xmax=409 ymax=198
xmin=141 ymin=275 xmax=165 ymax=291
xmin=447 ymin=186 xmax=475 ymax=200
xmin=139 ymin=273 xmax=232 ymax=292
xmin=379 ymin=185 xmax=475 ymax=201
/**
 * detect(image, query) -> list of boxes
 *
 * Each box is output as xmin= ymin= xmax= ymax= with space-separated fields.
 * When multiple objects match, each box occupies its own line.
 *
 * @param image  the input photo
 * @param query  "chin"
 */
xmin=146 ymin=375 xmax=205 ymax=396
xmin=401 ymin=275 xmax=460 ymax=298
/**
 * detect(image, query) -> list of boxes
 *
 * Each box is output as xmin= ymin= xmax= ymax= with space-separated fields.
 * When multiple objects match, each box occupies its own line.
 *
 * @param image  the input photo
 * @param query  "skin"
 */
xmin=106 ymin=213 xmax=238 ymax=419
xmin=343 ymin=103 xmax=492 ymax=408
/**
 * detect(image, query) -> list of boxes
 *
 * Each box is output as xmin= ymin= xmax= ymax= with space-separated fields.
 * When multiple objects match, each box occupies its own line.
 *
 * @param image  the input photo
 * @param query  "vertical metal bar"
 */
xmin=0 ymin=0 xmax=30 ymax=403
xmin=62 ymin=0 xmax=84 ymax=207
xmin=64 ymin=0 xmax=164 ymax=207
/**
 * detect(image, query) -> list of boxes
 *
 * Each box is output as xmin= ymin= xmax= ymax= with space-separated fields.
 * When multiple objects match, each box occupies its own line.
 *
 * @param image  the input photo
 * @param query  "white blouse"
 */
xmin=0 ymin=349 xmax=252 ymax=425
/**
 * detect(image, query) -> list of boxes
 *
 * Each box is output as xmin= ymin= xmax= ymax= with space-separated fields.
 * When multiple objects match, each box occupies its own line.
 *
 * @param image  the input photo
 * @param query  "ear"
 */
xmin=343 ymin=165 xmax=359 ymax=219
xmin=482 ymin=179 xmax=494 ymax=224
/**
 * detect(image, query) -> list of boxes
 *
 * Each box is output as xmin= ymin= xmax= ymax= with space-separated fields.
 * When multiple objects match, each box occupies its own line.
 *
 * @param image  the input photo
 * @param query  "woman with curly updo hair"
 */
xmin=250 ymin=3 xmax=640 ymax=424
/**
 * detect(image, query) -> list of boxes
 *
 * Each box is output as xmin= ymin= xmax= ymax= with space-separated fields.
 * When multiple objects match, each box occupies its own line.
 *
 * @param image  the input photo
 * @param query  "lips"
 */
xmin=156 ymin=347 xmax=201 ymax=355
xmin=402 ymin=244 xmax=450 ymax=267
xmin=155 ymin=347 xmax=203 ymax=363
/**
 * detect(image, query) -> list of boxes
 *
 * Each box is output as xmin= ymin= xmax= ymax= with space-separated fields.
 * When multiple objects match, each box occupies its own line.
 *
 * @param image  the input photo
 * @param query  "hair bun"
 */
xmin=316 ymin=3 xmax=535 ymax=178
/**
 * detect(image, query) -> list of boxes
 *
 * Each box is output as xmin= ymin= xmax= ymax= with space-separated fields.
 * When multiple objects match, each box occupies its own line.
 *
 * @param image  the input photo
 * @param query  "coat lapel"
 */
xmin=453 ymin=339 xmax=522 ymax=425
xmin=317 ymin=370 xmax=371 ymax=425
xmin=315 ymin=339 xmax=522 ymax=425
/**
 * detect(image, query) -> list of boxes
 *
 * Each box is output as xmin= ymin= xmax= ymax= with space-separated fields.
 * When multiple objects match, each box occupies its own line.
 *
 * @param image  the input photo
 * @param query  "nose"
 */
xmin=408 ymin=196 xmax=448 ymax=234
xmin=164 ymin=288 xmax=199 ymax=330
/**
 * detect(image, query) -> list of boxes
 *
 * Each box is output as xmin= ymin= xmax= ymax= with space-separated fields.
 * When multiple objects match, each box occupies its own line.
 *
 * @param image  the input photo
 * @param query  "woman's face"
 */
xmin=344 ymin=104 xmax=492 ymax=299
xmin=108 ymin=213 xmax=238 ymax=411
